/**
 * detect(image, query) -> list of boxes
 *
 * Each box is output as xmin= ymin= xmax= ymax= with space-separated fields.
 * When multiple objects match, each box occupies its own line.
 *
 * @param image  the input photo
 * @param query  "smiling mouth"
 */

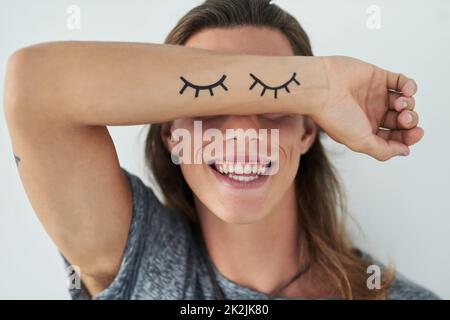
xmin=209 ymin=161 xmax=272 ymax=182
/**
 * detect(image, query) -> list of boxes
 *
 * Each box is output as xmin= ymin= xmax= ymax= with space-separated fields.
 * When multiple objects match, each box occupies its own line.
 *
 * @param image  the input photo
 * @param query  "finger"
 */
xmin=377 ymin=126 xmax=424 ymax=146
xmin=386 ymin=72 xmax=418 ymax=97
xmin=361 ymin=134 xmax=410 ymax=161
xmin=380 ymin=110 xmax=419 ymax=130
xmin=388 ymin=92 xmax=415 ymax=111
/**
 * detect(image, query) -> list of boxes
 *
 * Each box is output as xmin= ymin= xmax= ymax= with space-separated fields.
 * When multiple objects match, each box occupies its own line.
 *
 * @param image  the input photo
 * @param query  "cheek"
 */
xmin=277 ymin=122 xmax=305 ymax=164
xmin=179 ymin=164 xmax=206 ymax=199
xmin=180 ymin=163 xmax=204 ymax=181
xmin=179 ymin=169 xmax=202 ymax=211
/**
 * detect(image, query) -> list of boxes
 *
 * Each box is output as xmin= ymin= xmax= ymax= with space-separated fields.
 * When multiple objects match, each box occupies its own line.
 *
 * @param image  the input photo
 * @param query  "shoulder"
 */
xmin=120 ymin=167 xmax=189 ymax=227
xmin=78 ymin=168 xmax=193 ymax=299
xmin=388 ymin=272 xmax=440 ymax=300
xmin=119 ymin=167 xmax=193 ymax=248
xmin=355 ymin=248 xmax=439 ymax=300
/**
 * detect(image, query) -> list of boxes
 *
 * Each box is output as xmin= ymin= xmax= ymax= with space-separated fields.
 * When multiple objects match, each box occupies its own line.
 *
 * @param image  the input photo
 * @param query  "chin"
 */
xmin=210 ymin=202 xmax=271 ymax=224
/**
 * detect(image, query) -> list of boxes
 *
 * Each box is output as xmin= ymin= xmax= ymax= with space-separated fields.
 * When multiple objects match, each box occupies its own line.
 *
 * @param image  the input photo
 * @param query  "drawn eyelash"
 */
xmin=249 ymin=72 xmax=300 ymax=99
xmin=179 ymin=74 xmax=228 ymax=98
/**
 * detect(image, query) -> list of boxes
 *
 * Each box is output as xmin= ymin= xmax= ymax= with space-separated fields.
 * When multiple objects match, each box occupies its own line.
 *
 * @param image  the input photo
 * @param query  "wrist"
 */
xmin=281 ymin=55 xmax=330 ymax=116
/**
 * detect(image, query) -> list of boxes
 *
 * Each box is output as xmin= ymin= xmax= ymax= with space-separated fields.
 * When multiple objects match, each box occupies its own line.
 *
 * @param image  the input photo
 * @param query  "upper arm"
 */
xmin=3 ymin=48 xmax=133 ymax=296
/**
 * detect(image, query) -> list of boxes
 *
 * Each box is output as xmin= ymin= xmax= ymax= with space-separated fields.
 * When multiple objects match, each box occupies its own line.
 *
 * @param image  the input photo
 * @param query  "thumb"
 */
xmin=364 ymin=135 xmax=410 ymax=161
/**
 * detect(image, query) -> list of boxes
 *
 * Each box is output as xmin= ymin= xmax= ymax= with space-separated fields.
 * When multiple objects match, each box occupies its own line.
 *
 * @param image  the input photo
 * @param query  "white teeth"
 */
xmin=261 ymin=166 xmax=267 ymax=175
xmin=213 ymin=162 xmax=271 ymax=179
xmin=228 ymin=174 xmax=259 ymax=182
xmin=256 ymin=165 xmax=267 ymax=175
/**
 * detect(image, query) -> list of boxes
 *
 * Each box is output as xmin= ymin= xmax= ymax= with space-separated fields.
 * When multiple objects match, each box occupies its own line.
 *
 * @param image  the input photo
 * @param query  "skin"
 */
xmin=170 ymin=26 xmax=422 ymax=296
xmin=3 ymin=26 xmax=422 ymax=297
xmin=171 ymin=27 xmax=317 ymax=295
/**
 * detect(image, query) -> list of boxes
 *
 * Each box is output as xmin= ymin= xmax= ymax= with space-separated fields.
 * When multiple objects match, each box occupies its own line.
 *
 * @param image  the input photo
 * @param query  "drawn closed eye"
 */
xmin=179 ymin=75 xmax=228 ymax=98
xmin=249 ymin=72 xmax=300 ymax=99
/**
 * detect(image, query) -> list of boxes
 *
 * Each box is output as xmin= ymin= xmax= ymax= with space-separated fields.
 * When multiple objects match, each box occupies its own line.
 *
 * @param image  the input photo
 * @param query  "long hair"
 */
xmin=145 ymin=0 xmax=393 ymax=299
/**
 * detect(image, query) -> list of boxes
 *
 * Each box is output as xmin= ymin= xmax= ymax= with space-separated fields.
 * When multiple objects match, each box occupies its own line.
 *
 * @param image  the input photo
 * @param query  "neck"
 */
xmin=195 ymin=184 xmax=306 ymax=296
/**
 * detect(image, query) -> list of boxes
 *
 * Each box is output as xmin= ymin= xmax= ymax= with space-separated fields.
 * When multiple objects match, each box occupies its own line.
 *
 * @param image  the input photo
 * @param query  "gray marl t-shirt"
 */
xmin=64 ymin=168 xmax=439 ymax=300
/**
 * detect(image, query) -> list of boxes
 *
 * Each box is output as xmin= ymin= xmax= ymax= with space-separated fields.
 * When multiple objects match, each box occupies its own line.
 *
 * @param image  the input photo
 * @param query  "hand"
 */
xmin=311 ymin=56 xmax=423 ymax=161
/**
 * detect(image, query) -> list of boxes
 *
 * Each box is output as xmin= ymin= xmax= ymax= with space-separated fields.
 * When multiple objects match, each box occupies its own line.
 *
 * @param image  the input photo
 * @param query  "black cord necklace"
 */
xmin=197 ymin=226 xmax=310 ymax=300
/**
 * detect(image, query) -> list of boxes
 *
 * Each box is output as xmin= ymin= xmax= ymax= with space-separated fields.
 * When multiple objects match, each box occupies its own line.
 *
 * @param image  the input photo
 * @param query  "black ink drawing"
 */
xmin=14 ymin=154 xmax=21 ymax=166
xmin=249 ymin=72 xmax=300 ymax=99
xmin=179 ymin=75 xmax=228 ymax=98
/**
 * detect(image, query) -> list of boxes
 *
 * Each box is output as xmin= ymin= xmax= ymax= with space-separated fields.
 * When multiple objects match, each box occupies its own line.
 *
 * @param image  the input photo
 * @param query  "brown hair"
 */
xmin=145 ymin=0 xmax=393 ymax=299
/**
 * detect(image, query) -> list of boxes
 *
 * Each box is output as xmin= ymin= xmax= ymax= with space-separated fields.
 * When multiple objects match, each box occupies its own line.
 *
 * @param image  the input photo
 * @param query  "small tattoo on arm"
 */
xmin=179 ymin=74 xmax=228 ymax=98
xmin=14 ymin=154 xmax=21 ymax=166
xmin=249 ymin=72 xmax=300 ymax=99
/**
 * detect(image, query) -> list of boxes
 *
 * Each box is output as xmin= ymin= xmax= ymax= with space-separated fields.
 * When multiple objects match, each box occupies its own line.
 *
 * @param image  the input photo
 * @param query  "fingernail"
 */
xmin=400 ymin=149 xmax=410 ymax=156
xmin=399 ymin=99 xmax=408 ymax=110
xmin=406 ymin=81 xmax=417 ymax=96
xmin=405 ymin=112 xmax=414 ymax=125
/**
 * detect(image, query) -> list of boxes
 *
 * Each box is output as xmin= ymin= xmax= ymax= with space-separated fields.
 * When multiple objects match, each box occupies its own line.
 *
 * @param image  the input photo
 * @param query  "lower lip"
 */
xmin=208 ymin=165 xmax=270 ymax=189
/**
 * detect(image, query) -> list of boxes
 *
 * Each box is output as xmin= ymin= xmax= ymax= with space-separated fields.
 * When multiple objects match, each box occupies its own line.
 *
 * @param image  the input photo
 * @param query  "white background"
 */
xmin=0 ymin=0 xmax=449 ymax=299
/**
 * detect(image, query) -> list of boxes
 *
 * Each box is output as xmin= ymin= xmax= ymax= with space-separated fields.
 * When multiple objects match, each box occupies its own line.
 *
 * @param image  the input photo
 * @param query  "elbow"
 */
xmin=4 ymin=44 xmax=59 ymax=117
xmin=4 ymin=48 xmax=37 ymax=116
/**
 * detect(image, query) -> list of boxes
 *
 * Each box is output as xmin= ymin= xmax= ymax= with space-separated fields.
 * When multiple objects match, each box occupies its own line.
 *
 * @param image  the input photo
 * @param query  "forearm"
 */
xmin=4 ymin=41 xmax=328 ymax=126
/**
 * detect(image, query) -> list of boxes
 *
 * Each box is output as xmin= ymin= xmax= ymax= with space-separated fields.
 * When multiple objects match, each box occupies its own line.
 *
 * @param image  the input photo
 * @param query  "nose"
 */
xmin=220 ymin=115 xmax=261 ymax=132
xmin=219 ymin=115 xmax=266 ymax=163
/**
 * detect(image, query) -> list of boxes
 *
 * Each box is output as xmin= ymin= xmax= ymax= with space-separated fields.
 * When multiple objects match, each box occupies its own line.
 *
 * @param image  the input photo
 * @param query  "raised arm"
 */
xmin=4 ymin=41 xmax=327 ymax=126
xmin=2 ymin=41 xmax=328 ymax=296
xmin=3 ymin=41 xmax=421 ymax=296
